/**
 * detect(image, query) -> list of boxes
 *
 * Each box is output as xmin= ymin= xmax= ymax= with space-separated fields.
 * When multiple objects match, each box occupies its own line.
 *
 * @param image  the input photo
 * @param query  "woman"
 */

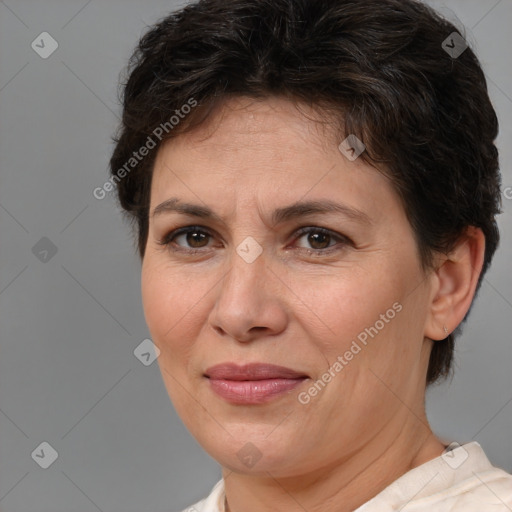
xmin=109 ymin=0 xmax=512 ymax=510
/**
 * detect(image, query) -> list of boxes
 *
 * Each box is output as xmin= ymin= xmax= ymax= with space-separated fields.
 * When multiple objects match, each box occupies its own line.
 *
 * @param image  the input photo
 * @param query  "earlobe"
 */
xmin=425 ymin=227 xmax=486 ymax=341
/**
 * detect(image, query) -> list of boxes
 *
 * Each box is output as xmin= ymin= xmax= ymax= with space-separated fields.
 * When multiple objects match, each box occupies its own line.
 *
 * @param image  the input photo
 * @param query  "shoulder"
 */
xmin=178 ymin=479 xmax=225 ymax=512
xmin=358 ymin=442 xmax=512 ymax=511
xmin=422 ymin=464 xmax=512 ymax=511
xmin=430 ymin=442 xmax=512 ymax=510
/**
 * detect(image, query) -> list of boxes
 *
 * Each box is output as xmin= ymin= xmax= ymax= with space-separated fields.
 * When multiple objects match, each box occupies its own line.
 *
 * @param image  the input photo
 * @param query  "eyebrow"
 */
xmin=151 ymin=197 xmax=372 ymax=226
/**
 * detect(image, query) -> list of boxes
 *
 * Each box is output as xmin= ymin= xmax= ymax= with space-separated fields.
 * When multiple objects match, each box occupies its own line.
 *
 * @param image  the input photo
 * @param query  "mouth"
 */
xmin=204 ymin=363 xmax=309 ymax=404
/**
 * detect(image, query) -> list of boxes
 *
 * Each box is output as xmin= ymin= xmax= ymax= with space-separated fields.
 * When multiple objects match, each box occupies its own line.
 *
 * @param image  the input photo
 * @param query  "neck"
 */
xmin=222 ymin=412 xmax=445 ymax=512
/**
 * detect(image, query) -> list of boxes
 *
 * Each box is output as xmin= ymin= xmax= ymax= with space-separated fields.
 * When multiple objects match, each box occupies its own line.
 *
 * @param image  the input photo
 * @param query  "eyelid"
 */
xmin=292 ymin=226 xmax=352 ymax=245
xmin=158 ymin=224 xmax=353 ymax=253
xmin=157 ymin=225 xmax=217 ymax=248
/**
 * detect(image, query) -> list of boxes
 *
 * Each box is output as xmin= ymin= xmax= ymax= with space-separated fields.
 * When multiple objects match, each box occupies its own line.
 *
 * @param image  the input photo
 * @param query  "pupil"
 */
xmin=187 ymin=231 xmax=207 ymax=248
xmin=309 ymin=232 xmax=330 ymax=249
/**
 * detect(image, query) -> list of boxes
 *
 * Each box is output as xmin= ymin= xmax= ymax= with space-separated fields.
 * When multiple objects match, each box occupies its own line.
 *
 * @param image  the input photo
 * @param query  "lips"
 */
xmin=204 ymin=363 xmax=309 ymax=404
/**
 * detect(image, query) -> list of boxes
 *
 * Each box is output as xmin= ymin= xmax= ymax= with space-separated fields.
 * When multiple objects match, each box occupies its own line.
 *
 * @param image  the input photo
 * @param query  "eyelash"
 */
xmin=157 ymin=225 xmax=353 ymax=257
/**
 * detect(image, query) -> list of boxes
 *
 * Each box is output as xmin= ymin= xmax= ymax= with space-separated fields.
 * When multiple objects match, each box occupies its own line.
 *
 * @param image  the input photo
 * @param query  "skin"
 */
xmin=141 ymin=96 xmax=485 ymax=512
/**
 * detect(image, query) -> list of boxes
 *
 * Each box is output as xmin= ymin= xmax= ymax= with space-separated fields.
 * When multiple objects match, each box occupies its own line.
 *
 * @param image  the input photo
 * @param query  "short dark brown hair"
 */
xmin=109 ymin=0 xmax=501 ymax=384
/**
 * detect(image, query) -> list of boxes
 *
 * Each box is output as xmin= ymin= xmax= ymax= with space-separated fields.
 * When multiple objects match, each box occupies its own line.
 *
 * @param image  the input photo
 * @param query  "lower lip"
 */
xmin=208 ymin=378 xmax=307 ymax=404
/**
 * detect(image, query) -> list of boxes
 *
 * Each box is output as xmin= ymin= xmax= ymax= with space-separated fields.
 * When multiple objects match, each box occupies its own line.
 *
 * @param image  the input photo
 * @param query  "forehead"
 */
xmin=149 ymin=96 xmax=401 ymax=224
xmin=175 ymin=96 xmax=339 ymax=157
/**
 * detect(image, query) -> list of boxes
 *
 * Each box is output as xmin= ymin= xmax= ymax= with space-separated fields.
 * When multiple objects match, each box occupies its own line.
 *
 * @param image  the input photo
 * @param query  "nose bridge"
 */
xmin=210 ymin=238 xmax=287 ymax=340
xmin=222 ymin=239 xmax=267 ymax=303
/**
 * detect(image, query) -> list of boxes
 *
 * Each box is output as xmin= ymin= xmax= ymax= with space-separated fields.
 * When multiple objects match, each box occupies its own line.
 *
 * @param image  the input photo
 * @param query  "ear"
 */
xmin=424 ymin=226 xmax=486 ymax=341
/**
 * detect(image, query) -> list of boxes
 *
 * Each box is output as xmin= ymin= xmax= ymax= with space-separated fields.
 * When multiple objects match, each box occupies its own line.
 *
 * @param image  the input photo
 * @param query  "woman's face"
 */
xmin=141 ymin=96 xmax=436 ymax=476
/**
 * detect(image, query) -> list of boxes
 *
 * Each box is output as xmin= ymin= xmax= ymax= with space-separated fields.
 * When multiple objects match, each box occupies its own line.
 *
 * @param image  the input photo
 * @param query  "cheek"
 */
xmin=141 ymin=261 xmax=209 ymax=417
xmin=141 ymin=260 xmax=209 ymax=355
xmin=294 ymin=265 xmax=402 ymax=350
xmin=299 ymin=258 xmax=423 ymax=396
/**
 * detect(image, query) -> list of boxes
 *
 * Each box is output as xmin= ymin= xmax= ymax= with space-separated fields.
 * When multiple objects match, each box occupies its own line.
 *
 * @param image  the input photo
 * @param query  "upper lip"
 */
xmin=204 ymin=363 xmax=309 ymax=381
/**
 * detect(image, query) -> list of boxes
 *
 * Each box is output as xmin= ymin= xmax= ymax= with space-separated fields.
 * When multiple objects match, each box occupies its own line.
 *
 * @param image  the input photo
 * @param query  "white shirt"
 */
xmin=181 ymin=442 xmax=512 ymax=511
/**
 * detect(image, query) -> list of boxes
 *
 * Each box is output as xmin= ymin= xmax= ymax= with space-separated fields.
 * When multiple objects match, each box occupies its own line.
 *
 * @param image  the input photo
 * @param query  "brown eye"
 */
xmin=294 ymin=227 xmax=345 ymax=252
xmin=185 ymin=230 xmax=210 ymax=248
xmin=159 ymin=226 xmax=214 ymax=252
xmin=307 ymin=231 xmax=332 ymax=250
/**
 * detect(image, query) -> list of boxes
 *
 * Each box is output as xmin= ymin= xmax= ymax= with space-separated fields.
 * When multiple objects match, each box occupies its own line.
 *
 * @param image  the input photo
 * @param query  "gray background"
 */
xmin=0 ymin=1 xmax=510 ymax=511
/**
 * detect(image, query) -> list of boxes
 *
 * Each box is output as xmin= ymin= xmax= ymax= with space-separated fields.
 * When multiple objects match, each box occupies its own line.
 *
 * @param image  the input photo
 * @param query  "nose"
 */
xmin=208 ymin=245 xmax=288 ymax=343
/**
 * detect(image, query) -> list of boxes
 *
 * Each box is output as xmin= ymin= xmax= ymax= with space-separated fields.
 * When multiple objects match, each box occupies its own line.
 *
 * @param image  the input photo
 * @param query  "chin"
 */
xmin=198 ymin=429 xmax=301 ymax=476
